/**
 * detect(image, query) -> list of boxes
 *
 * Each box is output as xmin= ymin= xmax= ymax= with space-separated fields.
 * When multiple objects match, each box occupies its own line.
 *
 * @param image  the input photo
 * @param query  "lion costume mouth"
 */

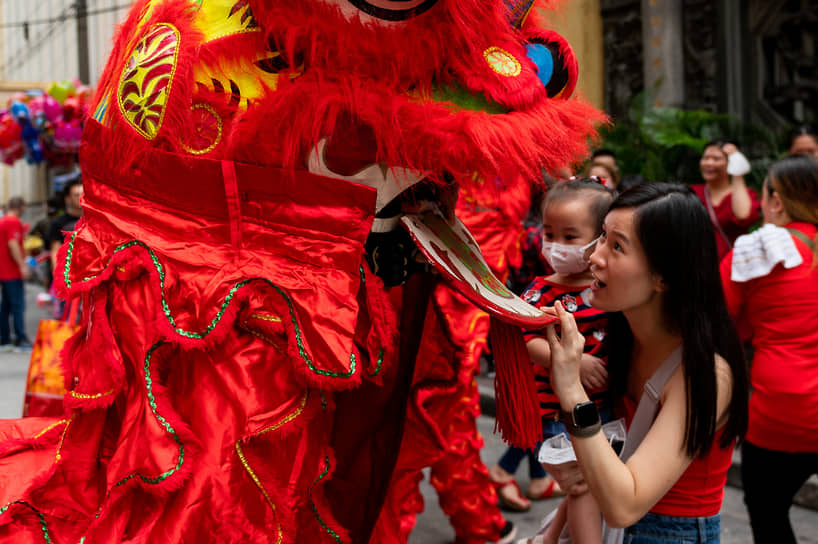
xmin=308 ymin=138 xmax=554 ymax=327
xmin=345 ymin=0 xmax=440 ymax=20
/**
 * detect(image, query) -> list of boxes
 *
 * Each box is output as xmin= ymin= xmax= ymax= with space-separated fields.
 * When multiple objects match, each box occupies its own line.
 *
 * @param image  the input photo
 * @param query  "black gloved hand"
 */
xmin=364 ymin=228 xmax=418 ymax=287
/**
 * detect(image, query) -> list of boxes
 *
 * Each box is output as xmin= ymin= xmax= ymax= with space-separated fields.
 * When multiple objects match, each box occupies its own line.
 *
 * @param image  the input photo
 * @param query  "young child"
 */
xmin=521 ymin=178 xmax=614 ymax=544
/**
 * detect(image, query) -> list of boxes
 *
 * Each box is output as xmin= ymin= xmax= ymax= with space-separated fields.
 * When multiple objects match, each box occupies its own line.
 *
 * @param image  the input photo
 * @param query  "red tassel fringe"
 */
xmin=489 ymin=317 xmax=541 ymax=450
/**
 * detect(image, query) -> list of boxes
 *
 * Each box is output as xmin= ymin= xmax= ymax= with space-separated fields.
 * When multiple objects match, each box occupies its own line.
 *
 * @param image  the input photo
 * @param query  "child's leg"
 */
xmin=493 ymin=445 xmax=527 ymax=478
xmin=539 ymin=498 xmax=568 ymax=544
xmin=490 ymin=447 xmax=532 ymax=511
xmin=526 ymin=452 xmax=564 ymax=499
xmin=566 ymin=491 xmax=603 ymax=544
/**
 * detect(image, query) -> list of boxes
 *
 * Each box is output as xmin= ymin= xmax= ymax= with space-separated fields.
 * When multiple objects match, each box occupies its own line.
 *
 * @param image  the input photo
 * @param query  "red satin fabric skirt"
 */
xmin=0 ymin=121 xmax=406 ymax=543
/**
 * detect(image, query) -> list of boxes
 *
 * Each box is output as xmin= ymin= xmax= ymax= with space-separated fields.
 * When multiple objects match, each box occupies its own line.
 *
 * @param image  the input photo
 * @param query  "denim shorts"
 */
xmin=624 ymin=512 xmax=721 ymax=543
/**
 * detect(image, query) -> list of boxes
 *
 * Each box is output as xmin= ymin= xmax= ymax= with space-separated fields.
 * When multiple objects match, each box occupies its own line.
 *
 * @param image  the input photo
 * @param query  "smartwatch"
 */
xmin=559 ymin=401 xmax=601 ymax=438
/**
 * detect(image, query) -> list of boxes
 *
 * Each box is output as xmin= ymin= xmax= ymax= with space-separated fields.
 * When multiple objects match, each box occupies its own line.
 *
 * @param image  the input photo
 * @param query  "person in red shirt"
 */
xmin=0 ymin=196 xmax=31 ymax=350
xmin=691 ymin=140 xmax=761 ymax=261
xmin=541 ymin=183 xmax=748 ymax=543
xmin=720 ymin=155 xmax=818 ymax=544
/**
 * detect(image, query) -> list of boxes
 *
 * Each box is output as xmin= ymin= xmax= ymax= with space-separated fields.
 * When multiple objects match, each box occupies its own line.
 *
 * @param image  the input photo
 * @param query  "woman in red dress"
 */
xmin=691 ymin=140 xmax=760 ymax=260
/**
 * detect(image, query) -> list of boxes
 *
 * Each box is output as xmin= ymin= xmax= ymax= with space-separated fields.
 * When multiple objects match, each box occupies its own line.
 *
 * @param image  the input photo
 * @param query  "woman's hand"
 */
xmin=545 ymin=301 xmax=587 ymax=408
xmin=540 ymin=460 xmax=588 ymax=496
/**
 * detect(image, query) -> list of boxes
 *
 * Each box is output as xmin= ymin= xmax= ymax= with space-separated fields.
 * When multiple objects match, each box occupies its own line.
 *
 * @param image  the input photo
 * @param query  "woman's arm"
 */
xmin=729 ymin=175 xmax=753 ymax=221
xmin=546 ymin=303 xmax=734 ymax=528
xmin=723 ymin=144 xmax=753 ymax=221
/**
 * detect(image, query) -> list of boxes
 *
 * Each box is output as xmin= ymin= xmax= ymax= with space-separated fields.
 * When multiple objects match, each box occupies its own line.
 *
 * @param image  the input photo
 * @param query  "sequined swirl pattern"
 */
xmin=118 ymin=23 xmax=180 ymax=139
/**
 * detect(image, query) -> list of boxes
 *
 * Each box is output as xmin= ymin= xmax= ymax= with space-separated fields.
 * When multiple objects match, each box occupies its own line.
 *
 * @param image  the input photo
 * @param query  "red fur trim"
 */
xmin=229 ymin=75 xmax=601 ymax=183
xmin=248 ymin=1 xmax=511 ymax=90
xmin=90 ymin=0 xmax=152 ymax=109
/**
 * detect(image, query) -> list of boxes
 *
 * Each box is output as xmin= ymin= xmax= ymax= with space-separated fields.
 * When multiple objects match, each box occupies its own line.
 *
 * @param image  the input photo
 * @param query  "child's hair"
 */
xmin=542 ymin=178 xmax=615 ymax=234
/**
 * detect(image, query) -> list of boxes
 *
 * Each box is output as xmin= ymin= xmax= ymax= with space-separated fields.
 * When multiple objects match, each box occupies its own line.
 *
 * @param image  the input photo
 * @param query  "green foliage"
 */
xmin=597 ymin=92 xmax=779 ymax=189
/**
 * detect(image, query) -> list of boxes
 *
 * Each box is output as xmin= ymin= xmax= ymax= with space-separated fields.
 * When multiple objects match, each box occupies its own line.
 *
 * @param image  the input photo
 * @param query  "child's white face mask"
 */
xmin=541 ymin=237 xmax=598 ymax=276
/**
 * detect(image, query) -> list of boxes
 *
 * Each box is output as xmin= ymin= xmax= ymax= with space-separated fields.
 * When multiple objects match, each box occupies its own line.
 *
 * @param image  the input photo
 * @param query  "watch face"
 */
xmin=574 ymin=402 xmax=600 ymax=428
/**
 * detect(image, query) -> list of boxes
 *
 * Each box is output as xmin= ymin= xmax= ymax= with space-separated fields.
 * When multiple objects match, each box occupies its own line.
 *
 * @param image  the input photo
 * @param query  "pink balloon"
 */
xmin=41 ymin=95 xmax=63 ymax=123
xmin=28 ymin=95 xmax=62 ymax=123
xmin=53 ymin=119 xmax=82 ymax=152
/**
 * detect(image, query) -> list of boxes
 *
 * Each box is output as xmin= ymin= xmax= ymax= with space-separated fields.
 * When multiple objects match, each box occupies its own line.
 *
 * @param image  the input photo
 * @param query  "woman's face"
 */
xmin=699 ymin=145 xmax=728 ymax=183
xmin=790 ymin=134 xmax=818 ymax=157
xmin=588 ymin=208 xmax=662 ymax=313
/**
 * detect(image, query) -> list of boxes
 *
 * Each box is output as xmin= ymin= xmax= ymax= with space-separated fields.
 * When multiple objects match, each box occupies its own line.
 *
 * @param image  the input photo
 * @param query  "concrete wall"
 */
xmin=540 ymin=1 xmax=606 ymax=111
xmin=0 ymin=0 xmax=132 ymax=205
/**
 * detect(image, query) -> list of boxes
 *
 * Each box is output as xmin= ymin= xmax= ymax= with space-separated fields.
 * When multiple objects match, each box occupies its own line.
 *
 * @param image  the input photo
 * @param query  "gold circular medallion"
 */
xmin=483 ymin=46 xmax=522 ymax=77
xmin=181 ymin=103 xmax=223 ymax=155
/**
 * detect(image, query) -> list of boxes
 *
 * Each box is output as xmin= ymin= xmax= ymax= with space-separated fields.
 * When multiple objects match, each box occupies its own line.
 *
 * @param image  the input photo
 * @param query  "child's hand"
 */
xmin=579 ymin=354 xmax=608 ymax=391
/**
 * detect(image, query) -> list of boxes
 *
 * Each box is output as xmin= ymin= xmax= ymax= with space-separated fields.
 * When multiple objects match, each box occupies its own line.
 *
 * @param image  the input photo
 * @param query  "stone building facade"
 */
xmin=599 ymin=0 xmax=816 ymax=132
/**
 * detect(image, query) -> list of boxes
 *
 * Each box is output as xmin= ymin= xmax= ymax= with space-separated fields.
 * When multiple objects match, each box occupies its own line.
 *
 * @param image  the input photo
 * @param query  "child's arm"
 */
xmin=527 ymin=337 xmax=551 ymax=368
xmin=579 ymin=354 xmax=608 ymax=391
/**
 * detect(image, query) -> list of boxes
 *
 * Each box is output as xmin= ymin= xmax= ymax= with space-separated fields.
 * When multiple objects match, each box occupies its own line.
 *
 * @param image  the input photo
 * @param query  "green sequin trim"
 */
xmin=309 ymin=455 xmax=342 ymax=543
xmin=319 ymin=393 xmax=327 ymax=411
xmin=111 ymin=342 xmax=185 ymax=488
xmin=0 ymin=501 xmax=51 ymax=543
xmin=63 ymin=234 xmax=359 ymax=379
xmin=368 ymin=348 xmax=385 ymax=378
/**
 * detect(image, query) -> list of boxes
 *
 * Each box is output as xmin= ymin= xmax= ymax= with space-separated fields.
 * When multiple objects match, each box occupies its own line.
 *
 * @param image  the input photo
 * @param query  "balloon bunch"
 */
xmin=0 ymin=80 xmax=92 ymax=166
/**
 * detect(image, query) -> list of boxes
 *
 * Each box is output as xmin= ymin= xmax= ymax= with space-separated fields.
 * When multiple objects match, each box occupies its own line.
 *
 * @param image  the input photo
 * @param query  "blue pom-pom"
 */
xmin=525 ymin=43 xmax=554 ymax=88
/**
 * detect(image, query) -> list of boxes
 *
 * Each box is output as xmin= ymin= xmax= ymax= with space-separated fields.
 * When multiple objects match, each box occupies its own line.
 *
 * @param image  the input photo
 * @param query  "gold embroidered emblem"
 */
xmin=483 ymin=46 xmax=522 ymax=77
xmin=118 ymin=24 xmax=181 ymax=139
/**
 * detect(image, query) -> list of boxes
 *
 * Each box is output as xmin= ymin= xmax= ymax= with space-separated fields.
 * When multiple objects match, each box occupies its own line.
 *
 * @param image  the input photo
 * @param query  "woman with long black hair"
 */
xmin=541 ymin=183 xmax=748 ymax=543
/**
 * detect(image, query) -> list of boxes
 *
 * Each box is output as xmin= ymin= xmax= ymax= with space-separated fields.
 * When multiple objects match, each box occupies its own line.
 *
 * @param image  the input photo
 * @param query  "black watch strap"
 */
xmin=559 ymin=402 xmax=602 ymax=438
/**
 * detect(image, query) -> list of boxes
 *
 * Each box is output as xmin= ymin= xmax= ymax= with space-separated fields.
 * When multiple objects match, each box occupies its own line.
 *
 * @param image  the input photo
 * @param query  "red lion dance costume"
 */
xmin=0 ymin=1 xmax=600 ymax=542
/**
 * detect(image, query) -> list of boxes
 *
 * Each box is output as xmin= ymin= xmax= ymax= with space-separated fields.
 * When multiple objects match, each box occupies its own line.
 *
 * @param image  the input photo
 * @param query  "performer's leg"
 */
xmin=368 ymin=469 xmax=425 ymax=544
xmin=429 ymin=391 xmax=507 ymax=543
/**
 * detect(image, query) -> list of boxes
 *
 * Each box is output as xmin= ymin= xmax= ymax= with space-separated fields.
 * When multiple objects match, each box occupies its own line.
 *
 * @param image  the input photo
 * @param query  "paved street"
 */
xmin=410 ymin=415 xmax=818 ymax=543
xmin=1 ymin=283 xmax=817 ymax=542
